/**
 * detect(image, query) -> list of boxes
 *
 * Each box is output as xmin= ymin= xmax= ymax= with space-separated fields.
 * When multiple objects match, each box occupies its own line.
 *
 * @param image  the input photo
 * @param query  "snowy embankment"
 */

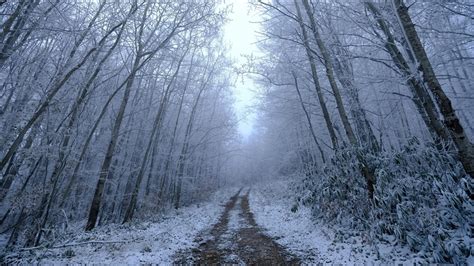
xmin=4 ymin=187 xmax=238 ymax=264
xmin=249 ymin=179 xmax=425 ymax=264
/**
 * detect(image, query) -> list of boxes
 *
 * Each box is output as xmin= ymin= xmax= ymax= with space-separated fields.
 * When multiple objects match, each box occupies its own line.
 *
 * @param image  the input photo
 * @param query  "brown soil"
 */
xmin=174 ymin=189 xmax=300 ymax=265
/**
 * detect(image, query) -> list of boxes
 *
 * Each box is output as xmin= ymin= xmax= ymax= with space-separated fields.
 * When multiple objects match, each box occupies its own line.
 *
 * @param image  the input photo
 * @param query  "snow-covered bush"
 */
xmin=373 ymin=139 xmax=473 ymax=264
xmin=297 ymin=138 xmax=473 ymax=263
xmin=297 ymin=146 xmax=372 ymax=229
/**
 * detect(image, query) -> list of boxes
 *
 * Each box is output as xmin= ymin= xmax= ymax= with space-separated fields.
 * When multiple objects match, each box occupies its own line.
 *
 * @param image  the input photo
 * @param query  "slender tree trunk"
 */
xmin=292 ymin=72 xmax=326 ymax=163
xmin=157 ymin=51 xmax=196 ymax=205
xmin=174 ymin=76 xmax=210 ymax=209
xmin=0 ymin=6 xmax=122 ymax=172
xmin=174 ymin=53 xmax=220 ymax=209
xmin=85 ymin=56 xmax=140 ymax=231
xmin=392 ymin=0 xmax=474 ymax=179
xmin=59 ymin=71 xmax=136 ymax=208
xmin=293 ymin=0 xmax=338 ymax=149
xmin=0 ymin=0 xmax=40 ymax=67
xmin=30 ymin=23 xmax=127 ymax=244
xmin=174 ymin=94 xmax=201 ymax=209
xmin=301 ymin=0 xmax=357 ymax=145
xmin=0 ymin=120 xmax=40 ymax=202
xmin=122 ymin=52 xmax=186 ymax=223
xmin=328 ymin=32 xmax=380 ymax=152
xmin=157 ymin=76 xmax=189 ymax=205
xmin=365 ymin=2 xmax=450 ymax=143
xmin=300 ymin=0 xmax=377 ymax=199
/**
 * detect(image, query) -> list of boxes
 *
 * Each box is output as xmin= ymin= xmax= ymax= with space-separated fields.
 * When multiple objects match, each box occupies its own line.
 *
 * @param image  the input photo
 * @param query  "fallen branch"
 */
xmin=19 ymin=240 xmax=127 ymax=252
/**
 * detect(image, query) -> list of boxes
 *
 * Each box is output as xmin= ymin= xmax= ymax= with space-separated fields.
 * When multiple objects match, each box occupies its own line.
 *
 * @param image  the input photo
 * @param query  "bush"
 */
xmin=296 ymin=138 xmax=473 ymax=264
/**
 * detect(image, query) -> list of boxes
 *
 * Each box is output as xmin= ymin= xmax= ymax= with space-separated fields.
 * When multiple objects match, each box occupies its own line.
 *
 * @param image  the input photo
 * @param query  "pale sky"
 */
xmin=223 ymin=0 xmax=260 ymax=139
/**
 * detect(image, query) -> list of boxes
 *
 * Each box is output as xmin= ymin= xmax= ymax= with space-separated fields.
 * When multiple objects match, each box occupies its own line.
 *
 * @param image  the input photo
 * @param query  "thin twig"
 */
xmin=19 ymin=240 xmax=128 ymax=252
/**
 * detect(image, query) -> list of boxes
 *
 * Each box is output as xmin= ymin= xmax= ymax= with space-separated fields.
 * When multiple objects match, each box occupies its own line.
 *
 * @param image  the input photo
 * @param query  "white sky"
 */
xmin=223 ymin=0 xmax=260 ymax=139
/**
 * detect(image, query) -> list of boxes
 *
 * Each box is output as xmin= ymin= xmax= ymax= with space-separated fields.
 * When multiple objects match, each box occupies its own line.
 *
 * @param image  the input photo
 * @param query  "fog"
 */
xmin=0 ymin=0 xmax=473 ymax=264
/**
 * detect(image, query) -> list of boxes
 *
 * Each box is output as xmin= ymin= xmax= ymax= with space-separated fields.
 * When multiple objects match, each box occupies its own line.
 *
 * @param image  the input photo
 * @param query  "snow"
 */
xmin=3 ymin=187 xmax=238 ymax=264
xmin=218 ymin=197 xmax=241 ymax=251
xmin=1 ymin=180 xmax=443 ymax=264
xmin=217 ymin=197 xmax=246 ymax=263
xmin=249 ymin=178 xmax=426 ymax=264
xmin=227 ymin=197 xmax=244 ymax=232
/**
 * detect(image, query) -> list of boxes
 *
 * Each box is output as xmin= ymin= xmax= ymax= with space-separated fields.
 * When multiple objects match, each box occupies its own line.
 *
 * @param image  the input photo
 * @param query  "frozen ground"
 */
xmin=2 ymin=187 xmax=237 ymax=264
xmin=175 ymin=189 xmax=298 ymax=264
xmin=3 ymin=179 xmax=444 ymax=264
xmin=249 ymin=178 xmax=427 ymax=264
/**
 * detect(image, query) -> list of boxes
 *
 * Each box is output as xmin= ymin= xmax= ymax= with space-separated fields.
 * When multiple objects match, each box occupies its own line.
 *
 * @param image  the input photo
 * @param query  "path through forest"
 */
xmin=3 ymin=181 xmax=427 ymax=264
xmin=174 ymin=189 xmax=300 ymax=265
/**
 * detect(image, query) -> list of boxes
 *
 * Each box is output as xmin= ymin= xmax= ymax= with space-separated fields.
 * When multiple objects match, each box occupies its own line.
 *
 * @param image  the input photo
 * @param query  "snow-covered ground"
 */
xmin=249 ymin=178 xmax=426 ymax=265
xmin=3 ymin=187 xmax=238 ymax=264
xmin=3 ymin=180 xmax=452 ymax=264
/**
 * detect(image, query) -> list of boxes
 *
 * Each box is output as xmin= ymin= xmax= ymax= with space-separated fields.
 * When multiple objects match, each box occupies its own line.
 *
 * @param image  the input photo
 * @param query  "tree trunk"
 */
xmin=293 ymin=0 xmax=338 ymax=149
xmin=30 ymin=23 xmax=127 ymax=244
xmin=300 ymin=0 xmax=376 ymax=199
xmin=157 ymin=67 xmax=191 ymax=205
xmin=393 ymin=0 xmax=474 ymax=179
xmin=0 ymin=6 xmax=122 ymax=172
xmin=85 ymin=56 xmax=140 ymax=231
xmin=292 ymin=72 xmax=326 ymax=164
xmin=0 ymin=0 xmax=41 ymax=67
xmin=122 ymin=51 xmax=186 ymax=223
xmin=301 ymin=0 xmax=357 ymax=145
xmin=365 ymin=2 xmax=450 ymax=143
xmin=328 ymin=31 xmax=380 ymax=153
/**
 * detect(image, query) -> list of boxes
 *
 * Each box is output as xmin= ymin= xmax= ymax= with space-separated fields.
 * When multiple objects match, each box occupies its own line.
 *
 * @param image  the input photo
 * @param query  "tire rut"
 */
xmin=174 ymin=189 xmax=300 ymax=265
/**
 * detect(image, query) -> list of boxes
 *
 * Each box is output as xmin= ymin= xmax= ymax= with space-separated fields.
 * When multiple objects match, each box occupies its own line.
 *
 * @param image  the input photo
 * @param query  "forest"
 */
xmin=0 ymin=0 xmax=473 ymax=264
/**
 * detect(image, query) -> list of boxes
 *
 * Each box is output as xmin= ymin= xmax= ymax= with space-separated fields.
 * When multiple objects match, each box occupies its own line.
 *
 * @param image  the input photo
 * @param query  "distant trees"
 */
xmin=0 ymin=0 xmax=237 ymax=247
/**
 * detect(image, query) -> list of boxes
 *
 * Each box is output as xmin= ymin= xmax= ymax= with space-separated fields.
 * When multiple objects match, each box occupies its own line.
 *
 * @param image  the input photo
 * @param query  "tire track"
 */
xmin=174 ymin=188 xmax=300 ymax=265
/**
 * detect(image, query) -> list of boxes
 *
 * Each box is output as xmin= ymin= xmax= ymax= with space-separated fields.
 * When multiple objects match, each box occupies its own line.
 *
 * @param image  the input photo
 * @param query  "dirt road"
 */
xmin=174 ymin=189 xmax=300 ymax=265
